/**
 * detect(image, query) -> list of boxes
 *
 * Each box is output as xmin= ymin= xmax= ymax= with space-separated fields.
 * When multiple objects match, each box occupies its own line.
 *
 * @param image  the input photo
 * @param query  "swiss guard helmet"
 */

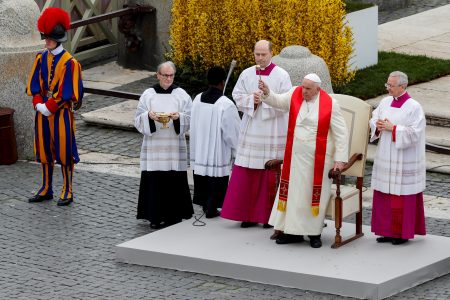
xmin=37 ymin=8 xmax=70 ymax=43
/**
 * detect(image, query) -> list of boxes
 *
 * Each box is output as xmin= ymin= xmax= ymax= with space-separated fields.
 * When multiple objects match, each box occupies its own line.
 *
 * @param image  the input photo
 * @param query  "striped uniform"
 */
xmin=26 ymin=47 xmax=83 ymax=200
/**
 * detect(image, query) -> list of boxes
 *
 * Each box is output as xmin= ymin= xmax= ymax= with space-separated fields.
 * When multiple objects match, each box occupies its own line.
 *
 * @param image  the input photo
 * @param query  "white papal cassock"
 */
xmin=263 ymin=87 xmax=348 ymax=235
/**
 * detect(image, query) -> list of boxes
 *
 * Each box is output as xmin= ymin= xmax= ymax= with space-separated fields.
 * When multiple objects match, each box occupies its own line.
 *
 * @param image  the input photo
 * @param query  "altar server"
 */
xmin=134 ymin=61 xmax=193 ymax=229
xmin=190 ymin=66 xmax=240 ymax=218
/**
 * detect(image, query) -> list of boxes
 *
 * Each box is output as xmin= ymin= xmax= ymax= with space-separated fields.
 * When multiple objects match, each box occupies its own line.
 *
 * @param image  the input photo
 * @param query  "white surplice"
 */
xmin=263 ymin=87 xmax=349 ymax=235
xmin=369 ymin=96 xmax=426 ymax=195
xmin=232 ymin=65 xmax=292 ymax=169
xmin=134 ymin=87 xmax=192 ymax=172
xmin=190 ymin=94 xmax=240 ymax=177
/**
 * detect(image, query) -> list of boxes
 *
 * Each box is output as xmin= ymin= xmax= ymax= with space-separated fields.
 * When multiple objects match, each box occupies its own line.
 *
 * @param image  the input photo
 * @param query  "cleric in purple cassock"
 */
xmin=370 ymin=71 xmax=426 ymax=245
xmin=220 ymin=40 xmax=292 ymax=228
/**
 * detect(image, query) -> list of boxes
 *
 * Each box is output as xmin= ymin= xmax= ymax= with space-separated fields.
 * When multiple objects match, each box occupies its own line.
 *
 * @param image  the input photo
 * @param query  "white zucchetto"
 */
xmin=304 ymin=73 xmax=322 ymax=83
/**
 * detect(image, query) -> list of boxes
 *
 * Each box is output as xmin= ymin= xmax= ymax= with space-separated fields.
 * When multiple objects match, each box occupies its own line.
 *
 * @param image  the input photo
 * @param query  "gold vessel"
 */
xmin=155 ymin=112 xmax=171 ymax=129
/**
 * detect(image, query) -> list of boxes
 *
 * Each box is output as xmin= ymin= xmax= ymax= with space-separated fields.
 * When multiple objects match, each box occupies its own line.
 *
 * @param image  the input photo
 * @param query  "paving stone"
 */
xmin=2 ymin=2 xmax=450 ymax=298
xmin=0 ymin=161 xmax=448 ymax=299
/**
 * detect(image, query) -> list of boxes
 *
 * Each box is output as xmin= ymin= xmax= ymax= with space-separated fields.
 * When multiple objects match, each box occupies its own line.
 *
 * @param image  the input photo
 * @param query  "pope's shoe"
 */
xmin=275 ymin=234 xmax=304 ymax=244
xmin=309 ymin=236 xmax=322 ymax=248
xmin=28 ymin=194 xmax=53 ymax=203
xmin=57 ymin=198 xmax=73 ymax=206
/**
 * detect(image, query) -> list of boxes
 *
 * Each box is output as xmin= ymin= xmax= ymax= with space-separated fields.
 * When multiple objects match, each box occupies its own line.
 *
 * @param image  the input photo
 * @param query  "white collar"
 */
xmin=50 ymin=44 xmax=64 ymax=56
xmin=393 ymin=91 xmax=406 ymax=100
xmin=259 ymin=61 xmax=272 ymax=70
xmin=306 ymin=93 xmax=319 ymax=103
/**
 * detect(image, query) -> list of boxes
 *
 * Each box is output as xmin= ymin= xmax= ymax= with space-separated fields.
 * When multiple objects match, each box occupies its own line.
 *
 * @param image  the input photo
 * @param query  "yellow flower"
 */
xmin=170 ymin=0 xmax=355 ymax=85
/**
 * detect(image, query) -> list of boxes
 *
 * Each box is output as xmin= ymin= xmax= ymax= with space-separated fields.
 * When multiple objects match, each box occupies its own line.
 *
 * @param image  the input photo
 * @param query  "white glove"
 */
xmin=36 ymin=103 xmax=52 ymax=117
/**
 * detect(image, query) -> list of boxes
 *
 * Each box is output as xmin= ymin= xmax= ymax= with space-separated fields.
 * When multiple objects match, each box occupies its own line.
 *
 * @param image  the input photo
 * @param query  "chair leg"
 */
xmin=356 ymin=177 xmax=363 ymax=235
xmin=332 ymin=196 xmax=343 ymax=249
xmin=356 ymin=211 xmax=363 ymax=235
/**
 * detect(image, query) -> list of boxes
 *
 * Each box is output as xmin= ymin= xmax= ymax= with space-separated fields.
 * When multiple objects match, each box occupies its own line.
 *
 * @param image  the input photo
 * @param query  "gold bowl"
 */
xmin=155 ymin=112 xmax=171 ymax=128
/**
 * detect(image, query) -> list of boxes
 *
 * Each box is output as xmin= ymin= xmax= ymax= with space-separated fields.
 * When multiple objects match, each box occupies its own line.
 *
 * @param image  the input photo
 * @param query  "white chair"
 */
xmin=264 ymin=94 xmax=372 ymax=248
xmin=326 ymin=94 xmax=372 ymax=248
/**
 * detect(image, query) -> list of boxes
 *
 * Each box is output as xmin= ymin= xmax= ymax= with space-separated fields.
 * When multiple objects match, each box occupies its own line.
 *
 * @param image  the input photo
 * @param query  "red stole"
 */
xmin=277 ymin=87 xmax=332 ymax=217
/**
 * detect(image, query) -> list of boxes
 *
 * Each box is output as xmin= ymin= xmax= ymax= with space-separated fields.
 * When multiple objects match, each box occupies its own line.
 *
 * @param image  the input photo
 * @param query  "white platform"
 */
xmin=116 ymin=218 xmax=450 ymax=299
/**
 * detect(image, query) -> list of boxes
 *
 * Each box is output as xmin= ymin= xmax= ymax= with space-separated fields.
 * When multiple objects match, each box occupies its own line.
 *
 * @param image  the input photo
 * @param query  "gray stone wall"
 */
xmin=117 ymin=0 xmax=173 ymax=71
xmin=0 ymin=0 xmax=43 ymax=160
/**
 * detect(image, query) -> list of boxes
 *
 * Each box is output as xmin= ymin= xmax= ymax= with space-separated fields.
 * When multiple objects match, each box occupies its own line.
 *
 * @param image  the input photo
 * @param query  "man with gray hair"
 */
xmin=258 ymin=73 xmax=348 ymax=248
xmin=369 ymin=71 xmax=426 ymax=245
xmin=134 ymin=61 xmax=193 ymax=229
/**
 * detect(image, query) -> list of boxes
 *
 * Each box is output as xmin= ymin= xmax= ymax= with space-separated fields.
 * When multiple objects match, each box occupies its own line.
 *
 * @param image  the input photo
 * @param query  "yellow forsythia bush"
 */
xmin=169 ymin=0 xmax=355 ymax=85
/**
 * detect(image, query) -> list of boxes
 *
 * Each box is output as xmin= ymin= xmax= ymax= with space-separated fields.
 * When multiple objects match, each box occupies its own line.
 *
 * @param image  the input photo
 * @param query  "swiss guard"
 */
xmin=26 ymin=7 xmax=83 ymax=206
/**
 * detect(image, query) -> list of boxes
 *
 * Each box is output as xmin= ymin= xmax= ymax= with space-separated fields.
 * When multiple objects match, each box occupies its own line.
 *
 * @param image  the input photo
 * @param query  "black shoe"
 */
xmin=263 ymin=223 xmax=273 ymax=229
xmin=150 ymin=222 xmax=162 ymax=229
xmin=57 ymin=198 xmax=73 ymax=206
xmin=163 ymin=220 xmax=180 ymax=227
xmin=309 ymin=237 xmax=322 ymax=248
xmin=28 ymin=194 xmax=53 ymax=203
xmin=276 ymin=234 xmax=304 ymax=244
xmin=205 ymin=210 xmax=220 ymax=219
xmin=391 ymin=238 xmax=409 ymax=245
xmin=240 ymin=222 xmax=257 ymax=228
xmin=376 ymin=236 xmax=392 ymax=243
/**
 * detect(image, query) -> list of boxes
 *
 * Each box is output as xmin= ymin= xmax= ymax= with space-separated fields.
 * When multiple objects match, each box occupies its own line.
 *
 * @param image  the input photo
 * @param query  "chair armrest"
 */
xmin=264 ymin=159 xmax=283 ymax=170
xmin=328 ymin=153 xmax=363 ymax=180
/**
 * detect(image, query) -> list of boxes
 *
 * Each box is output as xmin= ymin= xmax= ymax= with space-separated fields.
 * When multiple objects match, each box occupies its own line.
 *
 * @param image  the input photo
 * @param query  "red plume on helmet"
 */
xmin=37 ymin=8 xmax=71 ymax=42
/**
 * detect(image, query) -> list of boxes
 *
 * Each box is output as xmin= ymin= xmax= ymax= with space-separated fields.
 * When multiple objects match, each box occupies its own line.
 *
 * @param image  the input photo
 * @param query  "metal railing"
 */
xmin=84 ymin=87 xmax=140 ymax=100
xmin=38 ymin=1 xmax=154 ymax=62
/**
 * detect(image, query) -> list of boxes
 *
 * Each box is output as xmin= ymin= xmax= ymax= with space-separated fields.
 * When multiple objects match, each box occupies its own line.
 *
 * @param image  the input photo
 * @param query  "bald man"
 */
xmin=221 ymin=40 xmax=292 ymax=229
xmin=259 ymin=73 xmax=348 ymax=248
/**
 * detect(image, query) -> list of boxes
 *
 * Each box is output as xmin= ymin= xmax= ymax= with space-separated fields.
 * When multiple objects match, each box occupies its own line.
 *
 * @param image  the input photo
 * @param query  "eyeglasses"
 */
xmin=159 ymin=73 xmax=175 ymax=79
xmin=384 ymin=83 xmax=402 ymax=88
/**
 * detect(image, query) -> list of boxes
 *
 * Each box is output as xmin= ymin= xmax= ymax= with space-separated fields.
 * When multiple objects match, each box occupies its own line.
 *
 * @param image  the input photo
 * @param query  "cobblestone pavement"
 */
xmin=0 ymin=162 xmax=449 ymax=300
xmin=2 ymin=2 xmax=449 ymax=299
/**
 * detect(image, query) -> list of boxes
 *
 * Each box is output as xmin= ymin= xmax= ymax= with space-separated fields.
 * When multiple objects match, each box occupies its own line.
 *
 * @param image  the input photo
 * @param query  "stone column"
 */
xmin=0 ymin=0 xmax=43 ymax=160
xmin=272 ymin=46 xmax=334 ymax=93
